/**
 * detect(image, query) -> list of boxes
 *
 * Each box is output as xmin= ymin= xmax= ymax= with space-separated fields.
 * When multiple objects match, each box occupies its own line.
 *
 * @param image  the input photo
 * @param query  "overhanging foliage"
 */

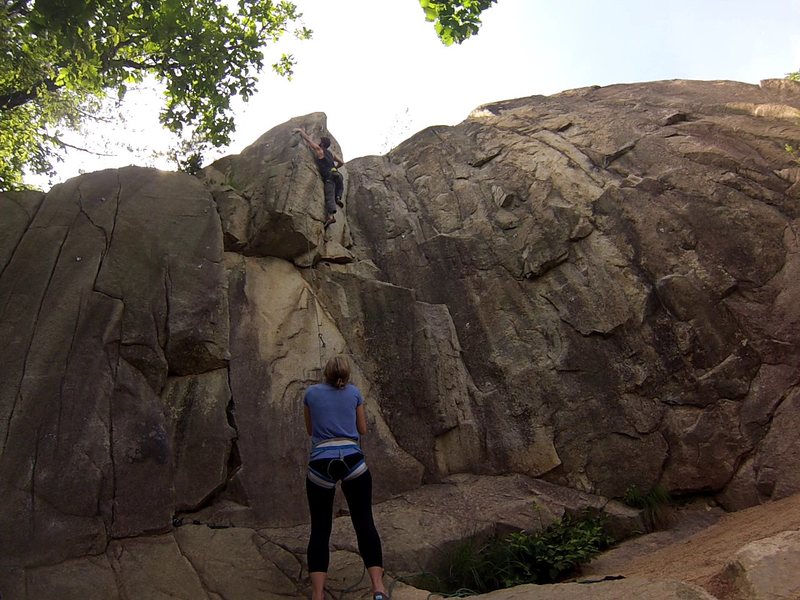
xmin=419 ymin=0 xmax=497 ymax=46
xmin=0 ymin=0 xmax=309 ymax=189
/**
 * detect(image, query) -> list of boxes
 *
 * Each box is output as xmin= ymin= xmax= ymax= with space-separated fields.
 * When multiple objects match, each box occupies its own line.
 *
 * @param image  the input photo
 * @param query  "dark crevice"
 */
xmin=76 ymin=189 xmax=110 ymax=249
xmin=118 ymin=341 xmax=155 ymax=351
xmin=469 ymin=149 xmax=502 ymax=168
xmin=92 ymin=287 xmax=124 ymax=302
xmin=108 ymin=353 xmax=122 ymax=537
xmin=540 ymin=291 xmax=627 ymax=341
xmin=170 ymin=532 xmax=206 ymax=595
xmin=225 ymin=366 xmax=241 ymax=477
xmin=255 ymin=533 xmax=305 ymax=584
xmin=91 ymin=174 xmax=122 ymax=299
xmin=163 ymin=260 xmax=173 ymax=357
xmin=532 ymin=130 xmax=603 ymax=182
xmin=518 ymin=249 xmax=571 ymax=281
xmin=174 ymin=371 xmax=242 ymax=519
xmin=55 ymin=292 xmax=86 ymax=452
xmin=601 ymin=141 xmax=637 ymax=168
xmin=29 ymin=425 xmax=41 ymax=541
xmin=761 ymin=384 xmax=798 ymax=431
xmin=610 ymin=430 xmax=641 ymax=441
xmin=172 ymin=464 xmax=240 ymax=526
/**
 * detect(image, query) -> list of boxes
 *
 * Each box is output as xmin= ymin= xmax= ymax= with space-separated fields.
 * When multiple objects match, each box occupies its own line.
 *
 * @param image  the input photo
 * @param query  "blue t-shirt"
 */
xmin=304 ymin=382 xmax=364 ymax=446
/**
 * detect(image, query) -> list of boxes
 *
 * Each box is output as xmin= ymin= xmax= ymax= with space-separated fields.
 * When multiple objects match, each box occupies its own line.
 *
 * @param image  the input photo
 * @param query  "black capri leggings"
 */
xmin=306 ymin=466 xmax=383 ymax=573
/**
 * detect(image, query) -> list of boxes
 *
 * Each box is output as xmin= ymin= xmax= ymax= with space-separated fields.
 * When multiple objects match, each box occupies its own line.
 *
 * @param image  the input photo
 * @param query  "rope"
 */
xmin=305 ymin=227 xmax=326 ymax=372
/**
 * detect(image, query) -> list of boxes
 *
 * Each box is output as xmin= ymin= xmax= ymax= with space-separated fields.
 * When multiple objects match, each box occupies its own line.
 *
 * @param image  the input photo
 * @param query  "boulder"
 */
xmin=595 ymin=491 xmax=800 ymax=595
xmin=715 ymin=529 xmax=800 ymax=600
xmin=203 ymin=112 xmax=351 ymax=264
xmin=467 ymin=578 xmax=717 ymax=600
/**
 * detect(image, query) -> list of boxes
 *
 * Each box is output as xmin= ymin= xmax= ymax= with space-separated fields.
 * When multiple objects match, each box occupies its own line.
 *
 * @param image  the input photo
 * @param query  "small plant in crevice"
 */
xmin=418 ymin=514 xmax=613 ymax=596
xmin=784 ymin=143 xmax=800 ymax=167
xmin=623 ymin=484 xmax=673 ymax=531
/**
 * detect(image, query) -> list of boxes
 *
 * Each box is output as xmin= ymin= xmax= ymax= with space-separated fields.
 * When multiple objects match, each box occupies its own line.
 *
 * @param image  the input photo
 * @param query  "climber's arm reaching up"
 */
xmin=292 ymin=128 xmax=325 ymax=160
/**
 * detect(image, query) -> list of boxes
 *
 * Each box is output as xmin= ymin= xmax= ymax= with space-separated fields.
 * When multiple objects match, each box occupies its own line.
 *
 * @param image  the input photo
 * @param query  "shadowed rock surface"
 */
xmin=345 ymin=79 xmax=800 ymax=507
xmin=2 ymin=79 xmax=800 ymax=598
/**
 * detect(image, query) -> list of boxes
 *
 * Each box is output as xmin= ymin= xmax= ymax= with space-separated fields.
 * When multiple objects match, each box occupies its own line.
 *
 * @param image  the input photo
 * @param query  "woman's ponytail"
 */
xmin=323 ymin=355 xmax=351 ymax=389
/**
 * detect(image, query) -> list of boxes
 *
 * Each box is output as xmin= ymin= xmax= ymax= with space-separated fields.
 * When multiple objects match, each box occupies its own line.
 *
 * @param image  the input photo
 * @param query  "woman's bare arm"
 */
xmin=356 ymin=404 xmax=367 ymax=436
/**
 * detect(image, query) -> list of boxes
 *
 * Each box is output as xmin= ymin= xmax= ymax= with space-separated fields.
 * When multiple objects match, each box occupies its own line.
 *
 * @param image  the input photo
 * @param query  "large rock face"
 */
xmin=345 ymin=79 xmax=800 ymax=505
xmin=1 ymin=79 xmax=800 ymax=598
xmin=0 ymin=169 xmax=229 ymax=565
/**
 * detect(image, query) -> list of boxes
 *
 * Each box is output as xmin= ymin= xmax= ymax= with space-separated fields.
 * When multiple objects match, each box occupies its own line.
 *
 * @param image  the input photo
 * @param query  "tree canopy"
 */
xmin=1 ymin=0 xmax=309 ymax=189
xmin=1 ymin=0 xmax=494 ymax=190
xmin=419 ymin=0 xmax=497 ymax=46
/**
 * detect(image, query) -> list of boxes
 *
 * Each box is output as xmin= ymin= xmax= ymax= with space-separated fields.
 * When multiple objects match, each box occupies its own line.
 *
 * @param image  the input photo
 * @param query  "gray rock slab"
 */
xmin=469 ymin=577 xmax=718 ymax=600
xmin=717 ymin=529 xmax=800 ymax=600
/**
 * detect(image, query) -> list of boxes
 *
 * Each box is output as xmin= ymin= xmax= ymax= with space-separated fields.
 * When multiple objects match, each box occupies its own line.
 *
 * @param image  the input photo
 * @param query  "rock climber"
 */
xmin=293 ymin=128 xmax=345 ymax=227
xmin=303 ymin=355 xmax=388 ymax=600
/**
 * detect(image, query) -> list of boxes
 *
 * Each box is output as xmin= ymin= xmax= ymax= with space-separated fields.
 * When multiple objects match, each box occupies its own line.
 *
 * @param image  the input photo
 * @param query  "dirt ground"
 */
xmin=582 ymin=493 xmax=800 ymax=598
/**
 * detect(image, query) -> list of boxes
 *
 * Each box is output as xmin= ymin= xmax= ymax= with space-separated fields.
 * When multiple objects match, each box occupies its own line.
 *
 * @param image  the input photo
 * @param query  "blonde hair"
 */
xmin=323 ymin=355 xmax=351 ymax=389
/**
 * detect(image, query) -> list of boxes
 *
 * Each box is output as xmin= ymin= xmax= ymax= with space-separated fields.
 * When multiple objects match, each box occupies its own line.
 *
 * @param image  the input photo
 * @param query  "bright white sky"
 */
xmin=34 ymin=0 xmax=800 ymax=188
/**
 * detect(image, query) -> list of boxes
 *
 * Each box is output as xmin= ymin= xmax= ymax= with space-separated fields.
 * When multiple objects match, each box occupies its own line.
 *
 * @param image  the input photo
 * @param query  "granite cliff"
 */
xmin=1 ymin=79 xmax=799 ymax=599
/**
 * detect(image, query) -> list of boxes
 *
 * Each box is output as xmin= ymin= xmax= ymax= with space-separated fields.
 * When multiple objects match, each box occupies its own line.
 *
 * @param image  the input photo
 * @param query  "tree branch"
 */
xmin=0 ymin=79 xmax=59 ymax=111
xmin=99 ymin=34 xmax=146 ymax=68
xmin=75 ymin=105 xmax=116 ymax=122
xmin=44 ymin=134 xmax=115 ymax=156
xmin=105 ymin=57 xmax=155 ymax=70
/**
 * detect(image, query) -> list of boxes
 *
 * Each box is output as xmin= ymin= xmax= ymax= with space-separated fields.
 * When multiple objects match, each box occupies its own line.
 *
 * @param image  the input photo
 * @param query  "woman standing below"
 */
xmin=303 ymin=355 xmax=388 ymax=600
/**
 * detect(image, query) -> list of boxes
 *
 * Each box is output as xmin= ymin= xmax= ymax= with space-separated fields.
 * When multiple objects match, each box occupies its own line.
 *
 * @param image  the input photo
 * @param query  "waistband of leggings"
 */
xmin=313 ymin=437 xmax=359 ymax=449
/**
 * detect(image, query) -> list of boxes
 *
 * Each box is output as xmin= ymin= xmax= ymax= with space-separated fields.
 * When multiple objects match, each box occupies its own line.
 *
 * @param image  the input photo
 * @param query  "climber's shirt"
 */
xmin=316 ymin=148 xmax=338 ymax=181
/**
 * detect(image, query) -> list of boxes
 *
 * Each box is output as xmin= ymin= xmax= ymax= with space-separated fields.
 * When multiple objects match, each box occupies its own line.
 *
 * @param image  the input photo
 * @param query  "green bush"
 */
xmin=423 ymin=514 xmax=613 ymax=595
xmin=623 ymin=484 xmax=672 ymax=531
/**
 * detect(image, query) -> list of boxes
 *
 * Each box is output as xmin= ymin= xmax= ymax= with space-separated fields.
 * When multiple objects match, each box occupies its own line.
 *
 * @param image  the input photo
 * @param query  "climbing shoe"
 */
xmin=335 ymin=197 xmax=344 ymax=208
xmin=373 ymin=593 xmax=389 ymax=600
xmin=324 ymin=215 xmax=336 ymax=228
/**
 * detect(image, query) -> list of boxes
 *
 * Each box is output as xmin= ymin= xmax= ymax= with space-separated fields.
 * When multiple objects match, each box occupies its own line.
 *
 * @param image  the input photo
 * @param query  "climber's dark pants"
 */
xmin=306 ymin=468 xmax=383 ymax=573
xmin=323 ymin=171 xmax=343 ymax=216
